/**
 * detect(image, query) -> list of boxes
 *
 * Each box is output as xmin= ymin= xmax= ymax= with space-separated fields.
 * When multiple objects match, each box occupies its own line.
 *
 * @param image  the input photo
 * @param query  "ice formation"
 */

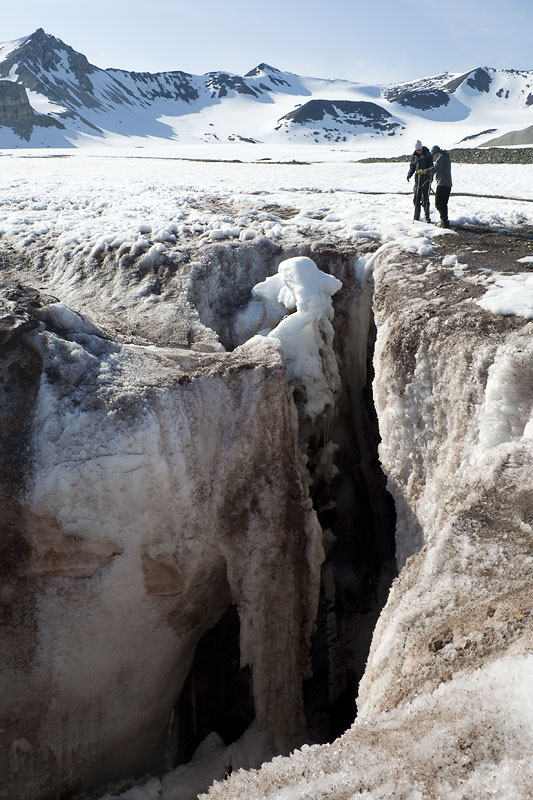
xmin=1 ymin=153 xmax=533 ymax=800
xmin=250 ymin=256 xmax=342 ymax=420
xmin=0 ymin=283 xmax=324 ymax=799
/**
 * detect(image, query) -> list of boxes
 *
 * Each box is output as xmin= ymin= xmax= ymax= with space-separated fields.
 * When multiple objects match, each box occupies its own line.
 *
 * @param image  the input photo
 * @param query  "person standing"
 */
xmin=418 ymin=145 xmax=452 ymax=228
xmin=406 ymin=140 xmax=433 ymax=222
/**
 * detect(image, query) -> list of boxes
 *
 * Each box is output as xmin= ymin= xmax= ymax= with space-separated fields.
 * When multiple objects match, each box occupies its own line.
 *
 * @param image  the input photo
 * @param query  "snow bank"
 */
xmin=2 ymin=156 xmax=533 ymax=298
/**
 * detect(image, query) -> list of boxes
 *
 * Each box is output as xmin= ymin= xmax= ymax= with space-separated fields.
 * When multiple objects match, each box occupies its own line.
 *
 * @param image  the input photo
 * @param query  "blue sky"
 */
xmin=3 ymin=0 xmax=533 ymax=82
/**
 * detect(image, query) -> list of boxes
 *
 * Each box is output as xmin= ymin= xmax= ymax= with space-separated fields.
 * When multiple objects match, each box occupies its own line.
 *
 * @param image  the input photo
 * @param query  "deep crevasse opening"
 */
xmin=0 ymin=239 xmax=398 ymax=800
xmin=168 ymin=243 xmax=397 ymax=760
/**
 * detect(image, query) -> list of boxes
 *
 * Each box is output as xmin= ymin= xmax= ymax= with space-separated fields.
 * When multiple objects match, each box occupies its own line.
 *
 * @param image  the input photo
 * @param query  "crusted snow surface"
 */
xmin=476 ymin=272 xmax=533 ymax=318
xmin=2 ymin=154 xmax=533 ymax=349
xmin=202 ymin=656 xmax=533 ymax=800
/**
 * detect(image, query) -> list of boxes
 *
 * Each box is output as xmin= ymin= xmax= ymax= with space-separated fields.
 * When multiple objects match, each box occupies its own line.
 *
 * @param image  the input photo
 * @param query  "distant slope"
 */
xmin=481 ymin=124 xmax=533 ymax=147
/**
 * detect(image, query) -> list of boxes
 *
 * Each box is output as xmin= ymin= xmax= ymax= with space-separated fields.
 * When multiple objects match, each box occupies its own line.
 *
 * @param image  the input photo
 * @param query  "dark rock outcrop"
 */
xmin=445 ymin=66 xmax=493 ymax=93
xmin=0 ymin=80 xmax=63 ymax=140
xmin=388 ymin=88 xmax=450 ymax=110
xmin=280 ymin=99 xmax=398 ymax=130
xmin=276 ymin=100 xmax=403 ymax=140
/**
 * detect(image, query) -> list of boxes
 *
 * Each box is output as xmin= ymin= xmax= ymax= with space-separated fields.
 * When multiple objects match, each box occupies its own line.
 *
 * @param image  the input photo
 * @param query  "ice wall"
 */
xmin=201 ymin=244 xmax=533 ymax=800
xmin=360 ymin=244 xmax=533 ymax=715
xmin=6 ymin=224 xmax=531 ymax=800
xmin=0 ymin=284 xmax=323 ymax=799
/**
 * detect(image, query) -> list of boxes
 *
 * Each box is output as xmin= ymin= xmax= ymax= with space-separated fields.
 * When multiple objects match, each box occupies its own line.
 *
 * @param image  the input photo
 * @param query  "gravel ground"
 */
xmin=431 ymin=223 xmax=533 ymax=273
xmin=358 ymin=147 xmax=533 ymax=165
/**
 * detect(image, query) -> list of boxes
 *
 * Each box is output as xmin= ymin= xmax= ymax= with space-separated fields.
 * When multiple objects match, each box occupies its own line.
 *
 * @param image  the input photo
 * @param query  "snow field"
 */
xmin=2 ymin=155 xmax=533 ymax=294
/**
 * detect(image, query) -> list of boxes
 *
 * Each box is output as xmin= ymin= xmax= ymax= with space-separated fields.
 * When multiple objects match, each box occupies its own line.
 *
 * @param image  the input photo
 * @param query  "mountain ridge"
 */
xmin=1 ymin=28 xmax=533 ymax=150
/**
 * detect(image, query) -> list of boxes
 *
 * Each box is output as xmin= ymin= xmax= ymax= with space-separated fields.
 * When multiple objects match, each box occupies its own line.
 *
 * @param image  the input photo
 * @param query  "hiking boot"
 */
xmin=438 ymin=220 xmax=450 ymax=228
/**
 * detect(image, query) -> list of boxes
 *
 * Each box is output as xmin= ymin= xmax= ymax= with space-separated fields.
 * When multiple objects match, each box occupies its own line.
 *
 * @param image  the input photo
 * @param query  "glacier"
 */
xmin=0 ymin=152 xmax=532 ymax=800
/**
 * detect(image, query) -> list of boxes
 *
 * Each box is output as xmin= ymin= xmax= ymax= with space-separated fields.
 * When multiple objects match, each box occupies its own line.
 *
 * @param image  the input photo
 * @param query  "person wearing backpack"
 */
xmin=406 ymin=140 xmax=433 ymax=222
xmin=418 ymin=145 xmax=453 ymax=228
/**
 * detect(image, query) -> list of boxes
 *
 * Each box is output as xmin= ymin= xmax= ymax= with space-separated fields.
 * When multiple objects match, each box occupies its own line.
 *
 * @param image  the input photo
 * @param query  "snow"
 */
xmin=442 ymin=254 xmax=458 ymax=266
xmin=1 ymin=153 xmax=533 ymax=274
xmin=0 ymin=34 xmax=27 ymax=62
xmin=477 ymin=273 xmax=533 ymax=318
xmin=25 ymin=89 xmax=68 ymax=115
xmin=251 ymin=256 xmax=342 ymax=420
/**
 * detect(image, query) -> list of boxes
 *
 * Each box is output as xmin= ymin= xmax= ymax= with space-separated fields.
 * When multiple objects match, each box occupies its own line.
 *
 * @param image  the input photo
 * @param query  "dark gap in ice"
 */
xmin=170 ymin=604 xmax=254 ymax=766
xmin=302 ymin=252 xmax=397 ymax=744
xmin=188 ymin=241 xmax=397 ymax=748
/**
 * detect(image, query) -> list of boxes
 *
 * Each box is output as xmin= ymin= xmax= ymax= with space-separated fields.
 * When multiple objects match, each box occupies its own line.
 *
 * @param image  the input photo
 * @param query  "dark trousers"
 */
xmin=435 ymin=185 xmax=451 ymax=224
xmin=413 ymin=180 xmax=431 ymax=220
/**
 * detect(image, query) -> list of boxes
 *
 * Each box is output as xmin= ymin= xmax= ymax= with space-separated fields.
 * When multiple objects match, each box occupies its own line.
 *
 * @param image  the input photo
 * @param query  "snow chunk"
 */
xmin=131 ymin=238 xmax=151 ymax=257
xmin=44 ymin=304 xmax=108 ymax=338
xmin=252 ymin=256 xmax=342 ymax=421
xmin=442 ymin=254 xmax=458 ymax=267
xmin=137 ymin=242 xmax=166 ymax=270
xmin=239 ymin=228 xmax=259 ymax=241
xmin=254 ymin=256 xmax=341 ymax=318
xmin=476 ymin=273 xmax=533 ymax=319
xmin=153 ymin=228 xmax=177 ymax=244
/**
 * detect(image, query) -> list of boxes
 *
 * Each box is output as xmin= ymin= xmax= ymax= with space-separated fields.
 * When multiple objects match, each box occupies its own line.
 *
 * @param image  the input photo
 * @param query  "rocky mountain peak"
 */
xmin=445 ymin=66 xmax=493 ymax=93
xmin=245 ymin=63 xmax=283 ymax=77
xmin=19 ymin=27 xmax=96 ymax=76
xmin=0 ymin=28 xmax=533 ymax=149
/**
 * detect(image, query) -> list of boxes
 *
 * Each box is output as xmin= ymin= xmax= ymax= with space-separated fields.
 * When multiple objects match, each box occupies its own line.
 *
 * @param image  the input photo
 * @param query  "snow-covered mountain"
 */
xmin=1 ymin=29 xmax=533 ymax=150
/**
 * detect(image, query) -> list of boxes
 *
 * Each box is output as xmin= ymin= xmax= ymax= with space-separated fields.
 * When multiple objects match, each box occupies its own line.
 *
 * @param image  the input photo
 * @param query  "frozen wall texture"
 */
xmin=0 ymin=282 xmax=323 ymax=799
xmin=2 ymin=218 xmax=532 ymax=800
xmin=202 ymin=245 xmax=533 ymax=800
